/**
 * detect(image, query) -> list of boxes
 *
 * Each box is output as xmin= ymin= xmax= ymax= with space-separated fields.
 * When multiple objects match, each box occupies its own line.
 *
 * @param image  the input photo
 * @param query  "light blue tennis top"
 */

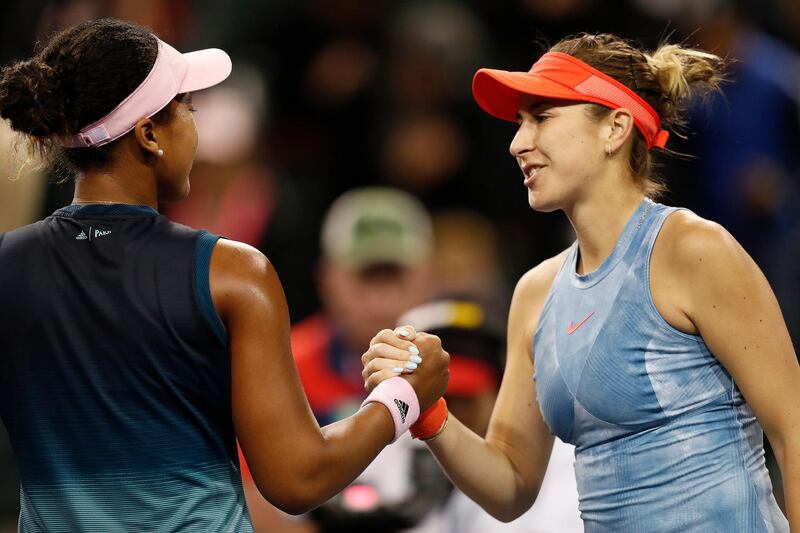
xmin=533 ymin=199 xmax=788 ymax=532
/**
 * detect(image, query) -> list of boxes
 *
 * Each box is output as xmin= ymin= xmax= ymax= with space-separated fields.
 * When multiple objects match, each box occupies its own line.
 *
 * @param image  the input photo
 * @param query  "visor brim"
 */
xmin=472 ymin=68 xmax=587 ymax=122
xmin=180 ymin=48 xmax=232 ymax=93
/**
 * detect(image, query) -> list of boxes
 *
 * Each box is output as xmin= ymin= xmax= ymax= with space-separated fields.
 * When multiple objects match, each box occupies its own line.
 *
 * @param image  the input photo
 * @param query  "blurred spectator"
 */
xmin=297 ymin=186 xmax=434 ymax=424
xmin=0 ymin=122 xmax=45 ymax=232
xmin=635 ymin=0 xmax=800 ymax=270
xmin=430 ymin=209 xmax=512 ymax=315
xmin=31 ymin=0 xmax=190 ymax=45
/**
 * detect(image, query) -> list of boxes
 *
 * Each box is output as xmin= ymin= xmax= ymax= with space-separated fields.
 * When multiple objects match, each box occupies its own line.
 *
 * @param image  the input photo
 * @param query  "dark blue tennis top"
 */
xmin=0 ymin=204 xmax=253 ymax=532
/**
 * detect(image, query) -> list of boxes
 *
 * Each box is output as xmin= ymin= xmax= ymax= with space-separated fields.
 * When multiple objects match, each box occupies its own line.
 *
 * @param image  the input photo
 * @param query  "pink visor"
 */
xmin=60 ymin=38 xmax=232 ymax=148
xmin=472 ymin=52 xmax=669 ymax=149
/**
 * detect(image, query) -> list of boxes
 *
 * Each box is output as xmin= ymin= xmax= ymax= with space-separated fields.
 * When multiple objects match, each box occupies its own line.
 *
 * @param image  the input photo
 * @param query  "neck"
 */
xmin=71 ymin=138 xmax=159 ymax=208
xmin=564 ymin=174 xmax=645 ymax=275
xmin=73 ymin=166 xmax=158 ymax=210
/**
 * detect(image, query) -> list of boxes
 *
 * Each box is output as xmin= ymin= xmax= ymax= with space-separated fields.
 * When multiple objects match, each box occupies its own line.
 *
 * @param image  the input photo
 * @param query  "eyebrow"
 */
xmin=515 ymin=102 xmax=552 ymax=121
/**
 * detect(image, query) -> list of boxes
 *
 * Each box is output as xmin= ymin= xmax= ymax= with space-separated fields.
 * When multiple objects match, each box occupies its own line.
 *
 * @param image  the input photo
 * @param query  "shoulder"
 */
xmin=657 ymin=210 xmax=746 ymax=272
xmin=508 ymin=247 xmax=571 ymax=338
xmin=0 ymin=220 xmax=45 ymax=256
xmin=210 ymin=239 xmax=285 ymax=319
xmin=654 ymin=210 xmax=761 ymax=314
xmin=514 ymin=247 xmax=571 ymax=303
xmin=211 ymin=238 xmax=274 ymax=280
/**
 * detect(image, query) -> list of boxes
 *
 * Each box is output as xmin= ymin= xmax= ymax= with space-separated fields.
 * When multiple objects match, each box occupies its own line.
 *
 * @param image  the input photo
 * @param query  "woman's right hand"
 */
xmin=362 ymin=327 xmax=449 ymax=411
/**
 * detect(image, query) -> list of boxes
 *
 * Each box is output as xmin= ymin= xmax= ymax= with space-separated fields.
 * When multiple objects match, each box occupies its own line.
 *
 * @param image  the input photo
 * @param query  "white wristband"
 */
xmin=361 ymin=377 xmax=421 ymax=443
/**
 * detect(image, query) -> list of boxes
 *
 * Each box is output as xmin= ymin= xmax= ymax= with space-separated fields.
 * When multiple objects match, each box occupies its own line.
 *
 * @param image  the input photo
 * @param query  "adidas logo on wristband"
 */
xmin=394 ymin=399 xmax=410 ymax=423
xmin=361 ymin=378 xmax=420 ymax=442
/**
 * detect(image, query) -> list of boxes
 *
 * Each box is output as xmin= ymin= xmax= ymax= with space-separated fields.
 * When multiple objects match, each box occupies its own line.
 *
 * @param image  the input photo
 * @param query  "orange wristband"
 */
xmin=410 ymin=398 xmax=448 ymax=440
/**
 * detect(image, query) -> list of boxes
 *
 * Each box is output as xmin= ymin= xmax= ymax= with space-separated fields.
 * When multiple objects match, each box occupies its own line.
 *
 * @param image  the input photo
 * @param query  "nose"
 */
xmin=509 ymin=120 xmax=535 ymax=160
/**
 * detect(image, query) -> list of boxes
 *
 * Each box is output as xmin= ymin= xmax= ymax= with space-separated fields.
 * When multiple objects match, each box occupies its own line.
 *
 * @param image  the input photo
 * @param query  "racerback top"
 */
xmin=0 ymin=204 xmax=252 ymax=532
xmin=533 ymin=199 xmax=787 ymax=532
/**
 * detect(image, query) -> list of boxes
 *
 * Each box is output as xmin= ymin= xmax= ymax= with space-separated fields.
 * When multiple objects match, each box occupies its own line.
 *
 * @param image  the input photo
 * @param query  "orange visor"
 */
xmin=472 ymin=51 xmax=669 ymax=149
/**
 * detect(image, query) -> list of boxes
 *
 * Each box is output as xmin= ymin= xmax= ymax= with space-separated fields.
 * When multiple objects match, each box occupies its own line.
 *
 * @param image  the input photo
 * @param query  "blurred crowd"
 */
xmin=1 ymin=0 xmax=799 ymax=531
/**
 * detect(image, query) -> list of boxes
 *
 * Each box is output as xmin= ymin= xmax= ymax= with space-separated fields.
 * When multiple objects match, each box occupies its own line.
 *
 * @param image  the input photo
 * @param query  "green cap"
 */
xmin=321 ymin=187 xmax=433 ymax=268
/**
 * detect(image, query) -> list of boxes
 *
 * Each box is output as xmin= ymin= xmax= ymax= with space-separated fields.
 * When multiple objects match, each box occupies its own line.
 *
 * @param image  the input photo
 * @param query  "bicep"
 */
xmin=210 ymin=242 xmax=322 ymax=492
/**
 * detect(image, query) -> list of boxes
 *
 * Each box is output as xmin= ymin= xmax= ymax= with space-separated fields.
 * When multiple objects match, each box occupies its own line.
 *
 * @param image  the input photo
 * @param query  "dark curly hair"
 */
xmin=0 ymin=18 xmax=174 ymax=179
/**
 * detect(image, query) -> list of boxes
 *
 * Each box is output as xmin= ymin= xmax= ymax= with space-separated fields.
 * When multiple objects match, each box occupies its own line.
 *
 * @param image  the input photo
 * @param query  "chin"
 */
xmin=159 ymin=182 xmax=191 ymax=203
xmin=527 ymin=190 xmax=559 ymax=213
xmin=178 ymin=181 xmax=191 ymax=200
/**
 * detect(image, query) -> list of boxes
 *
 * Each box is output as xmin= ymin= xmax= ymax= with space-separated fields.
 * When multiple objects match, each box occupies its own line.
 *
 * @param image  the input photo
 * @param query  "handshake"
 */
xmin=360 ymin=326 xmax=451 ymax=443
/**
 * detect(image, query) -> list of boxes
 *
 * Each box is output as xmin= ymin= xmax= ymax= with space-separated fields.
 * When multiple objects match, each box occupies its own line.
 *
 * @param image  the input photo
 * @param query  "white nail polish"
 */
xmin=393 ymin=367 xmax=403 ymax=373
xmin=410 ymin=355 xmax=422 ymax=364
xmin=409 ymin=345 xmax=419 ymax=355
xmin=399 ymin=329 xmax=409 ymax=337
xmin=405 ymin=361 xmax=418 ymax=370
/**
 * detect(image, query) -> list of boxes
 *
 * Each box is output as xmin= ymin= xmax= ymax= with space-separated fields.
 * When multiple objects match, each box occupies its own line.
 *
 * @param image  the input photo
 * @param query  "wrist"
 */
xmin=361 ymin=377 xmax=420 ymax=443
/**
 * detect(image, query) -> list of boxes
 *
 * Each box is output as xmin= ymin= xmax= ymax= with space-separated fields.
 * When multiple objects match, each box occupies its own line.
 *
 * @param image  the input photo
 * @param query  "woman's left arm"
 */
xmin=656 ymin=211 xmax=800 ymax=529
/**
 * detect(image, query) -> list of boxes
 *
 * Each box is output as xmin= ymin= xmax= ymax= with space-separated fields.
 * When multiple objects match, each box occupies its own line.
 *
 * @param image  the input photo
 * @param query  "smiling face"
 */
xmin=509 ymin=98 xmax=609 ymax=212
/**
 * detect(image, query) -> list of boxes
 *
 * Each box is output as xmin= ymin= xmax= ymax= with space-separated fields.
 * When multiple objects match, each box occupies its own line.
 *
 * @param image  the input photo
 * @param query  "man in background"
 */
xmin=292 ymin=186 xmax=435 ymax=426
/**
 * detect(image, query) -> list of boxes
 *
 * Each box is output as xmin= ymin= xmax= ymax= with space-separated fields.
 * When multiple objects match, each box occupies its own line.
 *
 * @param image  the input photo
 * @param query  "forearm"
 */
xmin=250 ymin=403 xmax=393 ymax=514
xmin=314 ymin=403 xmax=395 ymax=494
xmin=426 ymin=414 xmax=542 ymax=522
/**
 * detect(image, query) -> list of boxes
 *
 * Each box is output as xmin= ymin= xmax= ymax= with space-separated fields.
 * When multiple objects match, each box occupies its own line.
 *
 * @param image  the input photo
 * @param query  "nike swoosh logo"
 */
xmin=567 ymin=312 xmax=595 ymax=335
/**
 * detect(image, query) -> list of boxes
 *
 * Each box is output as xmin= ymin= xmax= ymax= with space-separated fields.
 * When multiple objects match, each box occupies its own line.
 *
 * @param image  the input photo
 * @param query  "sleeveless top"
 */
xmin=533 ymin=199 xmax=788 ymax=532
xmin=0 ymin=204 xmax=253 ymax=532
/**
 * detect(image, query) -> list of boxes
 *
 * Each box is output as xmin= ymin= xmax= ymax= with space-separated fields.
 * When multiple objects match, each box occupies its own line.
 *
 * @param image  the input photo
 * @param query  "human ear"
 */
xmin=605 ymin=108 xmax=635 ymax=155
xmin=133 ymin=117 xmax=162 ymax=159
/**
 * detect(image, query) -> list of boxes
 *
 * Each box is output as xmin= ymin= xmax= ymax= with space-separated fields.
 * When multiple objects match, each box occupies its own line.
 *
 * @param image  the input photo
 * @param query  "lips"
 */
xmin=522 ymin=164 xmax=545 ymax=187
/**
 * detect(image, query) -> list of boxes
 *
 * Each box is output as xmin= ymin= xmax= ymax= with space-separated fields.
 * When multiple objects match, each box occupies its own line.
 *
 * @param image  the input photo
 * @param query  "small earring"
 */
xmin=605 ymin=144 xmax=612 ymax=156
xmin=157 ymin=149 xmax=164 ymax=157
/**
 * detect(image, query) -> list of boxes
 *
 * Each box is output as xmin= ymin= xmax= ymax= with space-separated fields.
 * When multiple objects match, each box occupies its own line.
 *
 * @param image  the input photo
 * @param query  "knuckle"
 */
xmin=370 ymin=329 xmax=391 ymax=346
xmin=369 ymin=343 xmax=385 ymax=356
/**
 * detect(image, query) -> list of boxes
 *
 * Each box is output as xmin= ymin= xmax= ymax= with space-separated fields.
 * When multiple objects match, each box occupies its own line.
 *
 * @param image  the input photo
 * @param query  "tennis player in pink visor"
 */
xmin=0 ymin=18 xmax=448 ymax=532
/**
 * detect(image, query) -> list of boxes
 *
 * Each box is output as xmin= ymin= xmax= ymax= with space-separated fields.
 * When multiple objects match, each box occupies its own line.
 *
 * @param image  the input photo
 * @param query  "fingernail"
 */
xmin=393 ymin=367 xmax=404 ymax=373
xmin=408 ymin=345 xmax=419 ymax=355
xmin=398 ymin=329 xmax=410 ymax=337
xmin=405 ymin=361 xmax=418 ymax=370
xmin=410 ymin=355 xmax=422 ymax=364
